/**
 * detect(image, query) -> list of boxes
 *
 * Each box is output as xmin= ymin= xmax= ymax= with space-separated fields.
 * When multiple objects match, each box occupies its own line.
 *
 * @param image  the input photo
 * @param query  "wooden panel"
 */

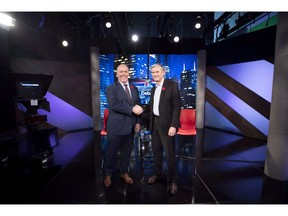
xmin=206 ymin=88 xmax=267 ymax=140
xmin=207 ymin=66 xmax=270 ymax=119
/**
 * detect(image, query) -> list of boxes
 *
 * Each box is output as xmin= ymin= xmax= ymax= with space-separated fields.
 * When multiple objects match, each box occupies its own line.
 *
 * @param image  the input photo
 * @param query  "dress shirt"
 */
xmin=153 ymin=79 xmax=164 ymax=116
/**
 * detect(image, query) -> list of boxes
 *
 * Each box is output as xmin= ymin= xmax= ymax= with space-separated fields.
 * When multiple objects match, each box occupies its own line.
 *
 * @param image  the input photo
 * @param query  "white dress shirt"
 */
xmin=153 ymin=79 xmax=164 ymax=116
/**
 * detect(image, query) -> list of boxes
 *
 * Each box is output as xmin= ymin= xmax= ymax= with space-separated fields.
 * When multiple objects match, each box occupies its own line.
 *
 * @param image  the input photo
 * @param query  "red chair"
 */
xmin=101 ymin=109 xmax=109 ymax=136
xmin=177 ymin=109 xmax=196 ymax=135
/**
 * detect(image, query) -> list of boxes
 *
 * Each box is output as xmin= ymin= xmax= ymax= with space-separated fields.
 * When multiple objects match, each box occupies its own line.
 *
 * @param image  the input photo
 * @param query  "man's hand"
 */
xmin=135 ymin=123 xmax=141 ymax=133
xmin=132 ymin=105 xmax=143 ymax=115
xmin=168 ymin=127 xmax=177 ymax=137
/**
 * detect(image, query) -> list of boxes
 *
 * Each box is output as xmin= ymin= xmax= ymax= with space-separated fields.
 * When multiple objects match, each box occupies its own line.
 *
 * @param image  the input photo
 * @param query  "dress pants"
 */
xmin=151 ymin=116 xmax=177 ymax=183
xmin=104 ymin=131 xmax=134 ymax=176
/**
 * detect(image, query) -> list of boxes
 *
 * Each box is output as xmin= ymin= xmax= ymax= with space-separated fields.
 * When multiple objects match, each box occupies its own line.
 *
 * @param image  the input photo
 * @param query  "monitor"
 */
xmin=16 ymin=81 xmax=42 ymax=99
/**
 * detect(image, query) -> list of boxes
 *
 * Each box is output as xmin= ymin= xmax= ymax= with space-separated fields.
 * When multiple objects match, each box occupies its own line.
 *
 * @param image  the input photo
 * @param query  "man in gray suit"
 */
xmin=103 ymin=64 xmax=143 ymax=187
xmin=147 ymin=63 xmax=181 ymax=195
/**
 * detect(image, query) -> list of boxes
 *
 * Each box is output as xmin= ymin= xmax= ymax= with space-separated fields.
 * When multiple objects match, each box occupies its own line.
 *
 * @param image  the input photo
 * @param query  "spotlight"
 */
xmin=105 ymin=21 xmax=112 ymax=28
xmin=131 ymin=34 xmax=139 ymax=42
xmin=0 ymin=13 xmax=16 ymax=27
xmin=62 ymin=40 xmax=69 ymax=47
xmin=194 ymin=16 xmax=202 ymax=29
xmin=195 ymin=22 xmax=201 ymax=29
xmin=173 ymin=36 xmax=180 ymax=43
xmin=104 ymin=14 xmax=112 ymax=29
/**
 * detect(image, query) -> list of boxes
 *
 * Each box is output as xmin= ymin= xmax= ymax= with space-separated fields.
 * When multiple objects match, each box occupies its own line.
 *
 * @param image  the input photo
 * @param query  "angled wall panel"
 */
xmin=38 ymin=92 xmax=93 ymax=132
xmin=219 ymin=60 xmax=274 ymax=102
xmin=206 ymin=76 xmax=270 ymax=136
xmin=205 ymin=60 xmax=273 ymax=140
xmin=205 ymin=102 xmax=242 ymax=135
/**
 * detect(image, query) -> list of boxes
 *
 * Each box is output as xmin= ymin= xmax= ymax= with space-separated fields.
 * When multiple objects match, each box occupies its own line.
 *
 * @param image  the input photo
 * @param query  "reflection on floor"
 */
xmin=1 ymin=128 xmax=288 ymax=204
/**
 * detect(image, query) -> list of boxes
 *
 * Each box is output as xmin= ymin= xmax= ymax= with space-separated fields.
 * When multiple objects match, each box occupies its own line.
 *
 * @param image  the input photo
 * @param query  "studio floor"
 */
xmin=1 ymin=127 xmax=288 ymax=206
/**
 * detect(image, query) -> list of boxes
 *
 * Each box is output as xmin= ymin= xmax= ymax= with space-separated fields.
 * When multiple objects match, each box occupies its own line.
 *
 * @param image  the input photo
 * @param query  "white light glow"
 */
xmin=62 ymin=40 xmax=69 ymax=47
xmin=173 ymin=36 xmax=180 ymax=43
xmin=0 ymin=13 xmax=16 ymax=27
xmin=105 ymin=21 xmax=112 ymax=28
xmin=195 ymin=23 xmax=201 ymax=29
xmin=131 ymin=34 xmax=139 ymax=42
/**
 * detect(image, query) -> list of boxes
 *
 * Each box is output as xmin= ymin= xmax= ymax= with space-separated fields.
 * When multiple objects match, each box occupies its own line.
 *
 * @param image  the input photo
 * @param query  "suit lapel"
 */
xmin=116 ymin=81 xmax=129 ymax=100
xmin=159 ymin=79 xmax=167 ymax=104
xmin=116 ymin=81 xmax=133 ymax=104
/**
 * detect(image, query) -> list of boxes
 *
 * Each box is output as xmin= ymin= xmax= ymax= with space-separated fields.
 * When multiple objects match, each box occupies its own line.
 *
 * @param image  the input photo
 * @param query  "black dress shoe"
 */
xmin=120 ymin=173 xmax=133 ymax=184
xmin=169 ymin=182 xmax=177 ymax=195
xmin=147 ymin=175 xmax=159 ymax=185
xmin=104 ymin=176 xmax=111 ymax=187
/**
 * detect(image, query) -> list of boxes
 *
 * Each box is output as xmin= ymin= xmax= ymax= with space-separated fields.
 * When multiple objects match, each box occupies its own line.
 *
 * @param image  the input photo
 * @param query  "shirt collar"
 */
xmin=156 ymin=78 xmax=164 ymax=88
xmin=119 ymin=81 xmax=129 ymax=87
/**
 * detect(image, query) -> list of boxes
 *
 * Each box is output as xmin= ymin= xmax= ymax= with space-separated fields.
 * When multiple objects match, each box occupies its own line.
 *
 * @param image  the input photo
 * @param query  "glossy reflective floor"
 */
xmin=1 ymin=128 xmax=288 ymax=204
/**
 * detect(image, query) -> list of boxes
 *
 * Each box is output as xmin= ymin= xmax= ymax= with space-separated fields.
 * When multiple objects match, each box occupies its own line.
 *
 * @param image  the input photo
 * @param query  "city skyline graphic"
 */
xmin=99 ymin=54 xmax=198 ymax=117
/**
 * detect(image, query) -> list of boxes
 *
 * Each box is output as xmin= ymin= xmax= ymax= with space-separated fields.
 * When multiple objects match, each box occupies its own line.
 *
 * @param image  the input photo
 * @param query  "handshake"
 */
xmin=132 ymin=105 xmax=144 ymax=115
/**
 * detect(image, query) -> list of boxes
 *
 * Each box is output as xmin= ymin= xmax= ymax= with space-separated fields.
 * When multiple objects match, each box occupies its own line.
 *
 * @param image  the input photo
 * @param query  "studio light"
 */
xmin=104 ymin=14 xmax=112 ymax=29
xmin=0 ymin=13 xmax=16 ymax=27
xmin=62 ymin=40 xmax=69 ymax=47
xmin=105 ymin=21 xmax=112 ymax=28
xmin=194 ymin=16 xmax=202 ymax=29
xmin=173 ymin=36 xmax=180 ymax=43
xmin=131 ymin=34 xmax=139 ymax=42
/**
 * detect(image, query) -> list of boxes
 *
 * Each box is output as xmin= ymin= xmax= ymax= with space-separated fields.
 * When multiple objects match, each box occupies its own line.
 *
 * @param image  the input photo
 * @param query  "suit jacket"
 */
xmin=149 ymin=79 xmax=181 ymax=134
xmin=106 ymin=81 xmax=142 ymax=135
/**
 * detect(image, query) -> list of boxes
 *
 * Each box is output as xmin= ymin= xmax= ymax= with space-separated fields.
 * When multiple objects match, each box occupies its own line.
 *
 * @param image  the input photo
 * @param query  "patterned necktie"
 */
xmin=124 ymin=84 xmax=131 ymax=100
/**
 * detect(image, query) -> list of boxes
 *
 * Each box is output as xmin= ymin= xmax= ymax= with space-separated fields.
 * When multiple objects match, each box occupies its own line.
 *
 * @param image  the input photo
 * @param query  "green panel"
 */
xmin=251 ymin=14 xmax=278 ymax=32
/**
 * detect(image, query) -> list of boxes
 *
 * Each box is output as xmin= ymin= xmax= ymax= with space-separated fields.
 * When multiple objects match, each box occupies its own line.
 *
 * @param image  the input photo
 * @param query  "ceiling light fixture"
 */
xmin=0 ymin=13 xmax=16 ymax=27
xmin=194 ymin=16 xmax=202 ymax=29
xmin=62 ymin=40 xmax=69 ymax=47
xmin=173 ymin=36 xmax=180 ymax=43
xmin=104 ymin=14 xmax=112 ymax=29
xmin=105 ymin=21 xmax=112 ymax=28
xmin=131 ymin=34 xmax=139 ymax=42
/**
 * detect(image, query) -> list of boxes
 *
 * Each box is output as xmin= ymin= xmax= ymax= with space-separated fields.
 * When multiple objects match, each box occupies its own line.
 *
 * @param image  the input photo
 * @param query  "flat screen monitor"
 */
xmin=16 ymin=81 xmax=42 ymax=99
xmin=15 ymin=73 xmax=53 ymax=99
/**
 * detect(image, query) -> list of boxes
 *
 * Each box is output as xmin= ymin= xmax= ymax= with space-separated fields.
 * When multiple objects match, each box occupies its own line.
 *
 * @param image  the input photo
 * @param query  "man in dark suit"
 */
xmin=103 ymin=64 xmax=143 ymax=187
xmin=147 ymin=63 xmax=181 ymax=195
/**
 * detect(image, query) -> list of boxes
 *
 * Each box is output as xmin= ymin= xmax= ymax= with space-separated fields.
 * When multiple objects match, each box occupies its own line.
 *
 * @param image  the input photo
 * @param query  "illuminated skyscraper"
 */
xmin=131 ymin=54 xmax=148 ymax=78
xmin=180 ymin=69 xmax=197 ymax=108
xmin=99 ymin=54 xmax=114 ymax=117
